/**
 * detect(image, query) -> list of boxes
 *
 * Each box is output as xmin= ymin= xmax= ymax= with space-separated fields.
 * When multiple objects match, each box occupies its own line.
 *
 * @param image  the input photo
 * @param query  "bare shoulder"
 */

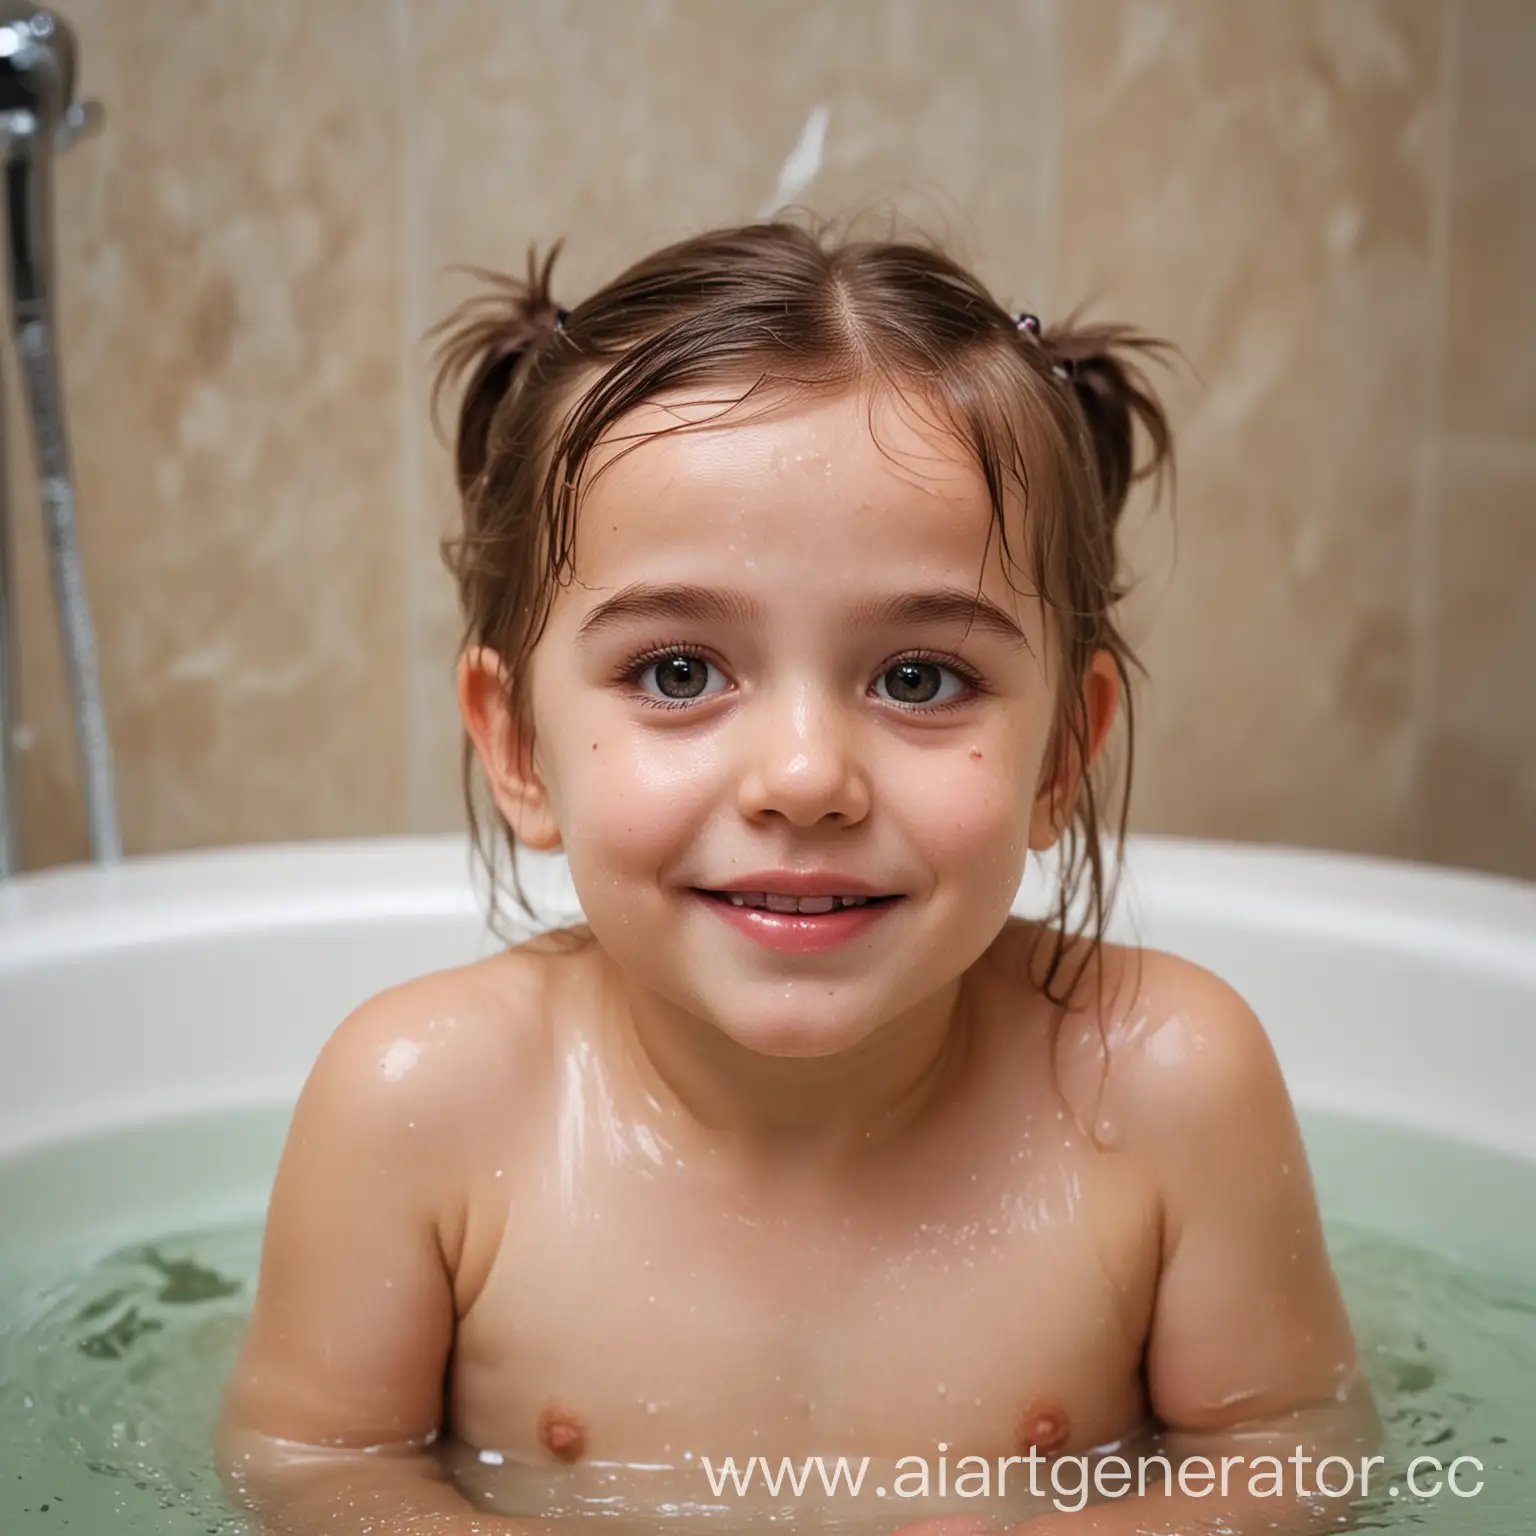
xmin=1026 ymin=931 xmax=1287 ymax=1146
xmin=298 ymin=942 xmax=561 ymax=1156
xmin=1103 ymin=943 xmax=1282 ymax=1113
xmin=227 ymin=942 xmax=578 ymax=1450
xmin=1097 ymin=948 xmax=1305 ymax=1229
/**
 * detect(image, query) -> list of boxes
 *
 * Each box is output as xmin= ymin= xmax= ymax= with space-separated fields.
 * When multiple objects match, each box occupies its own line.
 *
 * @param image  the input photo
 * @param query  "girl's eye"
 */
xmin=632 ymin=653 xmax=728 ymax=707
xmin=621 ymin=648 xmax=982 ymax=712
xmin=874 ymin=659 xmax=975 ymax=709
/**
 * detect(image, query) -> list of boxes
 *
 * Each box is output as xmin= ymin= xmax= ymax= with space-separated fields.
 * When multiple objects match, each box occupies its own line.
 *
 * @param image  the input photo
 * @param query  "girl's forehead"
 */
xmin=575 ymin=384 xmax=1004 ymax=552
xmin=561 ymin=385 xmax=1038 ymax=635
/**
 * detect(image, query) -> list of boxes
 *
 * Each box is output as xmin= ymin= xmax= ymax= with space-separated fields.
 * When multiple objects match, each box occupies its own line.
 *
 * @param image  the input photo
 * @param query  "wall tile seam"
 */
xmin=1415 ymin=0 xmax=1463 ymax=862
xmin=397 ymin=0 xmax=428 ymax=834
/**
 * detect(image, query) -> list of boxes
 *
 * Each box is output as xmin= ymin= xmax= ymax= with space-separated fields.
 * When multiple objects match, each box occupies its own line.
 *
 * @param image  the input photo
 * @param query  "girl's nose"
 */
xmin=735 ymin=685 xmax=871 ymax=828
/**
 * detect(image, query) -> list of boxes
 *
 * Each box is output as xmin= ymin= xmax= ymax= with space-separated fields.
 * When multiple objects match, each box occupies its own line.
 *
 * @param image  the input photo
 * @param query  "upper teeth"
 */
xmin=723 ymin=892 xmax=872 ymax=913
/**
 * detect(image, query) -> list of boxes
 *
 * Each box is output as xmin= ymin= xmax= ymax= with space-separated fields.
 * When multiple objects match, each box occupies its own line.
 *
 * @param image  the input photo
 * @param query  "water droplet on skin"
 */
xmin=381 ymin=1038 xmax=422 ymax=1081
xmin=646 ymin=1402 xmax=659 ymax=1415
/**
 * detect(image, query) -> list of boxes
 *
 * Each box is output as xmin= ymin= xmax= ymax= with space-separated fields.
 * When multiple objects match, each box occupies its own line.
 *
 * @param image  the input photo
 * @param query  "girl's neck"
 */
xmin=596 ymin=954 xmax=981 ymax=1167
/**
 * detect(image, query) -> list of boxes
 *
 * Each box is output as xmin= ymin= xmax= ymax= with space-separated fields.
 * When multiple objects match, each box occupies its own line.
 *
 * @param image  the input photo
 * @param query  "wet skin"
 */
xmin=218 ymin=385 xmax=1369 ymax=1533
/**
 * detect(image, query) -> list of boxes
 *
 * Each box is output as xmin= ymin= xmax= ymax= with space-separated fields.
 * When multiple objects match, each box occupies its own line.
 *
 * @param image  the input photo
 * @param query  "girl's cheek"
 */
xmin=570 ymin=722 xmax=1026 ymax=873
xmin=626 ymin=732 xmax=724 ymax=796
xmin=571 ymin=735 xmax=712 ymax=852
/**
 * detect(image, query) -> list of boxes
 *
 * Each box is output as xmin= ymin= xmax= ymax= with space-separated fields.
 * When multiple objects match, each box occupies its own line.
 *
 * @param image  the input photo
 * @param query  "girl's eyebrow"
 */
xmin=575 ymin=582 xmax=1030 ymax=651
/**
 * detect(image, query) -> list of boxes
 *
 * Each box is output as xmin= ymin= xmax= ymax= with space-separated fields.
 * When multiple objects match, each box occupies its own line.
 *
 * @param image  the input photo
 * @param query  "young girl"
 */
xmin=218 ymin=218 xmax=1377 ymax=1535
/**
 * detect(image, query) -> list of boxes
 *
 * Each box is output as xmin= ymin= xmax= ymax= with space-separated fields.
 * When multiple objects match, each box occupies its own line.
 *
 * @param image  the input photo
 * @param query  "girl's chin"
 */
xmin=714 ymin=1019 xmax=880 ymax=1061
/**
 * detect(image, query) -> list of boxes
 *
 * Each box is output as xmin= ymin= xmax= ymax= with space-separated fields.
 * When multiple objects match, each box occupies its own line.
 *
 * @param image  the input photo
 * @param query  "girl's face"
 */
xmin=468 ymin=384 xmax=1101 ymax=1060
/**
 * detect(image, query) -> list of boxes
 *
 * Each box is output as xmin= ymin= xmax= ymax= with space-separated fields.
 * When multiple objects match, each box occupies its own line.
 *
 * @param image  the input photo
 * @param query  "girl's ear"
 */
xmin=457 ymin=647 xmax=563 ymax=852
xmin=1028 ymin=650 xmax=1121 ymax=852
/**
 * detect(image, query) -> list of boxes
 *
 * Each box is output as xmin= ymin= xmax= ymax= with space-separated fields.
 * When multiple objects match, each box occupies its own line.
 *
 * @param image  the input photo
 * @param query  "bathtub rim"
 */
xmin=2 ymin=834 xmax=1535 ymax=1168
xmin=1 ymin=832 xmax=1532 ymax=978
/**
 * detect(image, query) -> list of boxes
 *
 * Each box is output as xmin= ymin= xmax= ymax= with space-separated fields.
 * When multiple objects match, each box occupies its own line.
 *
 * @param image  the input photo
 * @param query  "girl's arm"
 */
xmin=216 ymin=1422 xmax=550 ymax=1535
xmin=1021 ymin=957 xmax=1381 ymax=1534
xmin=216 ymin=982 xmax=533 ymax=1534
xmin=898 ymin=959 xmax=1382 ymax=1536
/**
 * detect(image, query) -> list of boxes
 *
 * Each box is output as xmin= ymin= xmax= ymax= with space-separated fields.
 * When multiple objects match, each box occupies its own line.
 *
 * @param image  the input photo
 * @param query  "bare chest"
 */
xmin=449 ymin=1140 xmax=1157 ymax=1467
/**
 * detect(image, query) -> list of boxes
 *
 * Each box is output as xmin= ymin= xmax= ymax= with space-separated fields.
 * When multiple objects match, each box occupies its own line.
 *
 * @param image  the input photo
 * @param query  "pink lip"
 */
xmin=691 ymin=890 xmax=901 ymax=954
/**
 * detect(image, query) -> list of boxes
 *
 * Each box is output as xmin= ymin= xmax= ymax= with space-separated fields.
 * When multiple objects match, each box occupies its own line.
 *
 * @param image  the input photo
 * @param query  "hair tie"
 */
xmin=1014 ymin=311 xmax=1072 ymax=381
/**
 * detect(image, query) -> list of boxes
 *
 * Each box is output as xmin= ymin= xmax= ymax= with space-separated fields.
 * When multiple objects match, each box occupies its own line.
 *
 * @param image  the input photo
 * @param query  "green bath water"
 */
xmin=0 ymin=1109 xmax=1532 ymax=1532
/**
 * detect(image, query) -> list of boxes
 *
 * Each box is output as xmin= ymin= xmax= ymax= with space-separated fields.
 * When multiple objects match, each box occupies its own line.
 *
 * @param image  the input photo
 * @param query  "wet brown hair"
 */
xmin=431 ymin=214 xmax=1173 ymax=1006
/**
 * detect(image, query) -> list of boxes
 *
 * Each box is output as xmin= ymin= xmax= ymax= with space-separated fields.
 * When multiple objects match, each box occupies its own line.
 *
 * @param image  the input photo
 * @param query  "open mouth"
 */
xmin=694 ymin=890 xmax=901 ymax=915
xmin=689 ymin=889 xmax=903 ymax=952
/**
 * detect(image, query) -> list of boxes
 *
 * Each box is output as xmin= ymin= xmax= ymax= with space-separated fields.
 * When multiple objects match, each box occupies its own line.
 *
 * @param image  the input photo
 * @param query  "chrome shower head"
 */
xmin=0 ymin=6 xmax=100 ymax=155
xmin=0 ymin=5 xmax=118 ymax=870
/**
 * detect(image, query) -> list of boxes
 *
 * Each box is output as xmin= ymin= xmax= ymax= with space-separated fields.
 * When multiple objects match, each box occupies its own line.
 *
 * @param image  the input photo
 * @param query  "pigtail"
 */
xmin=1006 ymin=307 xmax=1177 ymax=1017
xmin=1037 ymin=320 xmax=1175 ymax=525
xmin=429 ymin=241 xmax=570 ymax=496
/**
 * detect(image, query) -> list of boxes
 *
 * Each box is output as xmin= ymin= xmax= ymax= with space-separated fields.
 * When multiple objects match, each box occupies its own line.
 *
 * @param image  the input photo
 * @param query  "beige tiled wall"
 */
xmin=1430 ymin=0 xmax=1536 ymax=876
xmin=10 ymin=0 xmax=1532 ymax=879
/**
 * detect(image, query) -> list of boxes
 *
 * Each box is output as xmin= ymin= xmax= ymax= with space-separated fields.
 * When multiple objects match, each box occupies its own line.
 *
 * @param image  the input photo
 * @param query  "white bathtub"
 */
xmin=3 ymin=832 xmax=1533 ymax=1535
xmin=1 ymin=834 xmax=1533 ymax=1168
